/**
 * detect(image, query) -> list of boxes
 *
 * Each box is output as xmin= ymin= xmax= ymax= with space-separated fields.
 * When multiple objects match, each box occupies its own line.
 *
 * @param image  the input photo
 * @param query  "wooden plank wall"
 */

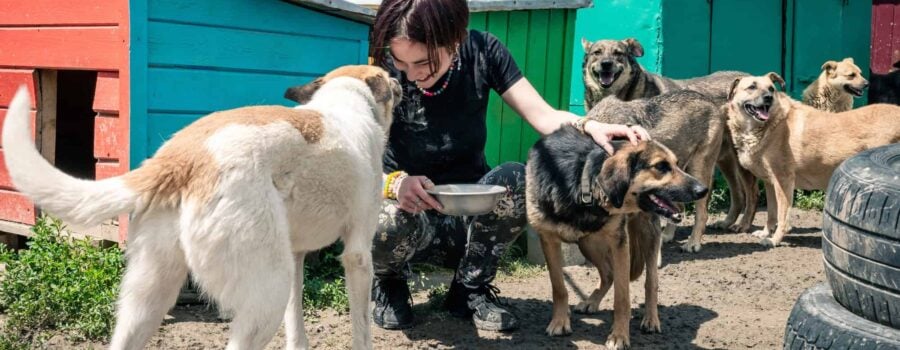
xmin=0 ymin=70 xmax=37 ymax=224
xmin=469 ymin=9 xmax=577 ymax=166
xmin=872 ymin=0 xmax=900 ymax=74
xmin=0 ymin=0 xmax=129 ymax=230
xmin=130 ymin=0 xmax=371 ymax=164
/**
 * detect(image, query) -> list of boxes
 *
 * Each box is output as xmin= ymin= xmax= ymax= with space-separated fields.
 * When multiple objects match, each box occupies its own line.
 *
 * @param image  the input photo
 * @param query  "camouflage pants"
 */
xmin=371 ymin=162 xmax=527 ymax=288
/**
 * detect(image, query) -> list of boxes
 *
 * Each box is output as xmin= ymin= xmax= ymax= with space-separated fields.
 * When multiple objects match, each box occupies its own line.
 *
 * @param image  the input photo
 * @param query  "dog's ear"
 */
xmin=766 ymin=72 xmax=786 ymax=90
xmin=598 ymin=149 xmax=636 ymax=208
xmin=582 ymin=38 xmax=592 ymax=53
xmin=284 ymin=78 xmax=324 ymax=104
xmin=843 ymin=57 xmax=854 ymax=64
xmin=622 ymin=38 xmax=644 ymax=57
xmin=364 ymin=75 xmax=391 ymax=103
xmin=821 ymin=60 xmax=838 ymax=74
xmin=727 ymin=78 xmax=741 ymax=101
xmin=892 ymin=60 xmax=900 ymax=70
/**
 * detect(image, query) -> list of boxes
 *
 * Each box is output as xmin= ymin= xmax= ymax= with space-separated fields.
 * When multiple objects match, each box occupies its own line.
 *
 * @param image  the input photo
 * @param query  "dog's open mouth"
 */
xmin=844 ymin=84 xmax=865 ymax=97
xmin=640 ymin=193 xmax=682 ymax=223
xmin=743 ymin=103 xmax=771 ymax=122
xmin=598 ymin=70 xmax=620 ymax=88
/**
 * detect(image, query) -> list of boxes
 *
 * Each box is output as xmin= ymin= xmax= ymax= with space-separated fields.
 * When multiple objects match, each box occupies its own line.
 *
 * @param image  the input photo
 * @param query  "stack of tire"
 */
xmin=784 ymin=144 xmax=900 ymax=349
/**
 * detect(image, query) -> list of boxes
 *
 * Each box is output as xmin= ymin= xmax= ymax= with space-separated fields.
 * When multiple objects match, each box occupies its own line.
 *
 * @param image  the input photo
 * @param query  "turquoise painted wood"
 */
xmin=568 ymin=0 xmax=663 ymax=115
xmin=660 ymin=0 xmax=710 ymax=79
xmin=130 ymin=0 xmax=370 ymax=167
xmin=470 ymin=9 xmax=577 ymax=166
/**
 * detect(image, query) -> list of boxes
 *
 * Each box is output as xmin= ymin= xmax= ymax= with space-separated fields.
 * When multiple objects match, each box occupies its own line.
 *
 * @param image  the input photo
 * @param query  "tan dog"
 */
xmin=726 ymin=73 xmax=900 ymax=247
xmin=802 ymin=57 xmax=869 ymax=112
xmin=526 ymin=128 xmax=708 ymax=349
xmin=3 ymin=65 xmax=401 ymax=349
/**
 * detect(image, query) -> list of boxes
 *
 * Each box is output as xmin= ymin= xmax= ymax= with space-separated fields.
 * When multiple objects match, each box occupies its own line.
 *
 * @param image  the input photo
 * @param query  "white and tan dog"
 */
xmin=802 ymin=57 xmax=869 ymax=112
xmin=726 ymin=73 xmax=900 ymax=247
xmin=2 ymin=65 xmax=401 ymax=350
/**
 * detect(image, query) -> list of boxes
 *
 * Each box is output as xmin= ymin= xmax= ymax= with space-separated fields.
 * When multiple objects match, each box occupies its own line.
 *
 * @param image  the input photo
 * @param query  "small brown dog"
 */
xmin=802 ymin=57 xmax=869 ymax=112
xmin=526 ymin=128 xmax=707 ymax=349
xmin=727 ymin=73 xmax=900 ymax=247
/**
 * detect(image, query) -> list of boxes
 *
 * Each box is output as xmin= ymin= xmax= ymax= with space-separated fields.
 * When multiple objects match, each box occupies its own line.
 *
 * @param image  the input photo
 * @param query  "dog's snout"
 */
xmin=862 ymin=80 xmax=870 ymax=89
xmin=763 ymin=95 xmax=774 ymax=104
xmin=600 ymin=60 xmax=613 ymax=70
xmin=692 ymin=184 xmax=709 ymax=199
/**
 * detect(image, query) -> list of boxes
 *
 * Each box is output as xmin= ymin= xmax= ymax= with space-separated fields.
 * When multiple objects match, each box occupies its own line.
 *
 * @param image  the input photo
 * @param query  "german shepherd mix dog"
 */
xmin=726 ymin=73 xmax=900 ymax=247
xmin=586 ymin=91 xmax=725 ymax=253
xmin=2 ymin=65 xmax=401 ymax=350
xmin=802 ymin=57 xmax=868 ymax=112
xmin=581 ymin=37 xmax=758 ymax=250
xmin=526 ymin=127 xmax=708 ymax=349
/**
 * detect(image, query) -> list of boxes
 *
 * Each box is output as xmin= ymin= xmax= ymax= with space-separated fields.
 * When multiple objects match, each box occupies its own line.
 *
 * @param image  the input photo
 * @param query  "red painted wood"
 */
xmin=0 ymin=109 xmax=38 ymax=149
xmin=0 ymin=191 xmax=34 ymax=225
xmin=95 ymin=161 xmax=122 ymax=180
xmin=0 ymin=0 xmax=121 ymax=26
xmin=0 ymin=152 xmax=11 ymax=190
xmin=0 ymin=27 xmax=121 ymax=70
xmin=0 ymin=70 xmax=36 ymax=108
xmin=892 ymin=4 xmax=900 ymax=68
xmin=872 ymin=3 xmax=894 ymax=74
xmin=94 ymin=113 xmax=122 ymax=161
xmin=93 ymin=72 xmax=119 ymax=114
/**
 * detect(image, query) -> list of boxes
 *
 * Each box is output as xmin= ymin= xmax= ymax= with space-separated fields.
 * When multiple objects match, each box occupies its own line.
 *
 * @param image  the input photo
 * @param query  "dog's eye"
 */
xmin=613 ymin=50 xmax=624 ymax=56
xmin=747 ymin=83 xmax=757 ymax=90
xmin=768 ymin=86 xmax=775 ymax=92
xmin=847 ymin=73 xmax=856 ymax=78
xmin=592 ymin=50 xmax=601 ymax=56
xmin=654 ymin=162 xmax=671 ymax=173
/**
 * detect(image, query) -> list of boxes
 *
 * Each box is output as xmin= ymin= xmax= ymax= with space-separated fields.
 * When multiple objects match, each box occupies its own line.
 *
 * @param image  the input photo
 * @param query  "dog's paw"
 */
xmin=750 ymin=229 xmax=769 ymax=238
xmin=729 ymin=222 xmax=750 ymax=233
xmin=640 ymin=315 xmax=662 ymax=333
xmin=545 ymin=317 xmax=572 ymax=336
xmin=605 ymin=333 xmax=630 ymax=350
xmin=711 ymin=220 xmax=734 ymax=231
xmin=680 ymin=241 xmax=701 ymax=253
xmin=759 ymin=237 xmax=778 ymax=248
xmin=574 ymin=300 xmax=602 ymax=314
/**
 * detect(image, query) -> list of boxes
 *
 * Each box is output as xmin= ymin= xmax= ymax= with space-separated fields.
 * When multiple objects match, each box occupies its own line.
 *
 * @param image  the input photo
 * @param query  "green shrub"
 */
xmin=302 ymin=244 xmax=349 ymax=316
xmin=0 ymin=216 xmax=124 ymax=349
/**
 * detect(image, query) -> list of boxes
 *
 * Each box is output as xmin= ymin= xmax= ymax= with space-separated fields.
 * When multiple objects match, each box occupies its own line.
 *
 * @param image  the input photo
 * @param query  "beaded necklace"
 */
xmin=417 ymin=54 xmax=460 ymax=97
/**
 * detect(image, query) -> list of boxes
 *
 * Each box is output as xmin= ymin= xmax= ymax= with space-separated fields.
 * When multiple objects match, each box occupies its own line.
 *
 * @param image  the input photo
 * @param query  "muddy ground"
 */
xmin=51 ymin=209 xmax=825 ymax=349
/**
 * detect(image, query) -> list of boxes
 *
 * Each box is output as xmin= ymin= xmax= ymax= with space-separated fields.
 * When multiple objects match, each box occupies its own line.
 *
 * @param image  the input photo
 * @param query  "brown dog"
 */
xmin=802 ymin=57 xmax=869 ymax=112
xmin=727 ymin=73 xmax=900 ymax=247
xmin=526 ymin=128 xmax=708 ymax=349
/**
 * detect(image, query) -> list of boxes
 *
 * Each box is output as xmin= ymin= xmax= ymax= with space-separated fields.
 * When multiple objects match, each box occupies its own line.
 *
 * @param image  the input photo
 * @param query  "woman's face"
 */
xmin=389 ymin=38 xmax=453 ymax=89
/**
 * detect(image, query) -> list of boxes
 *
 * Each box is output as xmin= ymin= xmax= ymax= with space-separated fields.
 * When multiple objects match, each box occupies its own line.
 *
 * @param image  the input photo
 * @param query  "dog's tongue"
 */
xmin=600 ymin=72 xmax=614 ymax=85
xmin=757 ymin=106 xmax=770 ymax=121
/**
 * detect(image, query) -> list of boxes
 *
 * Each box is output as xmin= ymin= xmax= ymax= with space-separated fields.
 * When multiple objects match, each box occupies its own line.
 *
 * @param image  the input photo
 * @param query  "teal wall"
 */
xmin=568 ymin=0 xmax=662 ymax=115
xmin=570 ymin=0 xmax=871 ymax=109
xmin=130 ymin=0 xmax=370 ymax=167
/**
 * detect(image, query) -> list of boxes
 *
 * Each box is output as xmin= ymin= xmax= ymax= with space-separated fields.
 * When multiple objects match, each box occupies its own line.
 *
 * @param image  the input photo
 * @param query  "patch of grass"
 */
xmin=0 ymin=216 xmax=124 ymax=349
xmin=793 ymin=190 xmax=825 ymax=211
xmin=302 ymin=244 xmax=349 ymax=317
xmin=424 ymin=284 xmax=449 ymax=311
xmin=498 ymin=243 xmax=543 ymax=279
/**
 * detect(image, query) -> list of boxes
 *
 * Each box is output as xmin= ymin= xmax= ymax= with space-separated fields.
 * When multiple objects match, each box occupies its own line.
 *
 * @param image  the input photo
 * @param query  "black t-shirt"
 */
xmin=383 ymin=30 xmax=524 ymax=184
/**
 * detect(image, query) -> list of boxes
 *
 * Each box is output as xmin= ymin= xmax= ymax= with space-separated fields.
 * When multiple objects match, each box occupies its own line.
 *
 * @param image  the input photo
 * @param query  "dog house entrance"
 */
xmin=36 ymin=70 xmax=98 ymax=180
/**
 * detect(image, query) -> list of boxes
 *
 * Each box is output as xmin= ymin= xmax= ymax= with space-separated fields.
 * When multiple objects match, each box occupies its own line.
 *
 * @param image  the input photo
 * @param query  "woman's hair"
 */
xmin=370 ymin=0 xmax=469 ymax=74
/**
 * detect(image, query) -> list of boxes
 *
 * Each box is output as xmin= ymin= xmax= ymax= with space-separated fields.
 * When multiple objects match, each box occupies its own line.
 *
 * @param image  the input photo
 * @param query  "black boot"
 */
xmin=444 ymin=279 xmax=519 ymax=331
xmin=372 ymin=277 xmax=414 ymax=329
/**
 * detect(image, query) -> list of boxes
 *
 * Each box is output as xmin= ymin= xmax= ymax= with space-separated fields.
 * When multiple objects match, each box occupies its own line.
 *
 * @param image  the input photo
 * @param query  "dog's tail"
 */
xmin=2 ymin=87 xmax=139 ymax=226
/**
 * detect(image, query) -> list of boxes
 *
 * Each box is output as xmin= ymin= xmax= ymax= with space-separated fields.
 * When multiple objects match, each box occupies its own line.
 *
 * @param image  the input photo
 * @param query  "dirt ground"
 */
xmin=53 ymin=209 xmax=825 ymax=349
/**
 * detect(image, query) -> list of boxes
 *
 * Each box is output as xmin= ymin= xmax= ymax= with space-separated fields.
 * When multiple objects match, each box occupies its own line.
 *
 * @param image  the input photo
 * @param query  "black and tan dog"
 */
xmin=581 ymin=37 xmax=758 ymax=249
xmin=526 ymin=127 xmax=708 ymax=349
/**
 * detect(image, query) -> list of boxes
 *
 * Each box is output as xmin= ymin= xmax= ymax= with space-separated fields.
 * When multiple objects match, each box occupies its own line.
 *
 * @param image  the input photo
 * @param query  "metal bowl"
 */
xmin=426 ymin=184 xmax=507 ymax=216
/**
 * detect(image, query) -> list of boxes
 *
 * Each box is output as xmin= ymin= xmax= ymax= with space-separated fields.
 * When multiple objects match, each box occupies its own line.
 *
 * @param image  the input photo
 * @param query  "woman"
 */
xmin=370 ymin=0 xmax=650 ymax=332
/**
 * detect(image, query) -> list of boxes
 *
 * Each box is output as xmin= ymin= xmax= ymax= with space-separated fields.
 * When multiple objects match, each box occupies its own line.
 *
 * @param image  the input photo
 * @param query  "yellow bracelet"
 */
xmin=383 ymin=171 xmax=406 ymax=200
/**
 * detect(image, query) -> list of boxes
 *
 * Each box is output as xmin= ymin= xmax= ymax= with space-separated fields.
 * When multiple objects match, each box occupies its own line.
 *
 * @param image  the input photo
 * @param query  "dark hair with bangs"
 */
xmin=370 ymin=0 xmax=469 ymax=74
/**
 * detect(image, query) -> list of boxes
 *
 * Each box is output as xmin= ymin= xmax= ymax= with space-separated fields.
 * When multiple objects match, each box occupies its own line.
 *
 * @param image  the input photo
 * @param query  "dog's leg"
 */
xmin=539 ymin=231 xmax=572 ymax=336
xmin=736 ymin=167 xmax=759 ymax=233
xmin=606 ymin=228 xmax=631 ymax=350
xmin=639 ymin=219 xmax=661 ymax=333
xmin=752 ymin=182 xmax=778 ymax=239
xmin=761 ymin=176 xmax=794 ymax=247
xmin=712 ymin=143 xmax=745 ymax=231
xmin=109 ymin=214 xmax=187 ymax=350
xmin=682 ymin=155 xmax=717 ymax=253
xmin=284 ymin=252 xmax=309 ymax=350
xmin=341 ymin=222 xmax=375 ymax=350
xmin=574 ymin=234 xmax=613 ymax=314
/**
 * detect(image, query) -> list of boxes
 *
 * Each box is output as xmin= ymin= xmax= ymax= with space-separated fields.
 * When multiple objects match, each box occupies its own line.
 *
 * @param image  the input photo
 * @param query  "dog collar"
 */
xmin=580 ymin=155 xmax=608 ymax=205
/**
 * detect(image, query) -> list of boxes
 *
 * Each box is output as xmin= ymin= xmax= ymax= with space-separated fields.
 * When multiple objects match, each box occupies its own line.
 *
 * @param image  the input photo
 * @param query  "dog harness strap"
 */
xmin=580 ymin=157 xmax=594 ymax=204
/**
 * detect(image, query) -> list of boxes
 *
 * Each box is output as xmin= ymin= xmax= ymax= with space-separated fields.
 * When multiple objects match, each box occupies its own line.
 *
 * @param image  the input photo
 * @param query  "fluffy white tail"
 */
xmin=2 ymin=86 xmax=138 ymax=226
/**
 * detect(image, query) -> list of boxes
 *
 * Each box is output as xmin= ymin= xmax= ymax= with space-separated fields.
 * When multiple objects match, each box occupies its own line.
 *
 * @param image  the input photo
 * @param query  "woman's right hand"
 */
xmin=396 ymin=175 xmax=444 ymax=213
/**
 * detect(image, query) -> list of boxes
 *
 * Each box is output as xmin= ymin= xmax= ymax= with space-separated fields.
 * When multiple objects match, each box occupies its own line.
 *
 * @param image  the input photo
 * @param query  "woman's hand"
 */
xmin=396 ymin=175 xmax=444 ymax=213
xmin=583 ymin=120 xmax=652 ymax=154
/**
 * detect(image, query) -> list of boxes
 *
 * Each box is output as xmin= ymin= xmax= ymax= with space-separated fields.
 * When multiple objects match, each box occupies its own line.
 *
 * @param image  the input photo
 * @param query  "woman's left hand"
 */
xmin=583 ymin=120 xmax=651 ymax=154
